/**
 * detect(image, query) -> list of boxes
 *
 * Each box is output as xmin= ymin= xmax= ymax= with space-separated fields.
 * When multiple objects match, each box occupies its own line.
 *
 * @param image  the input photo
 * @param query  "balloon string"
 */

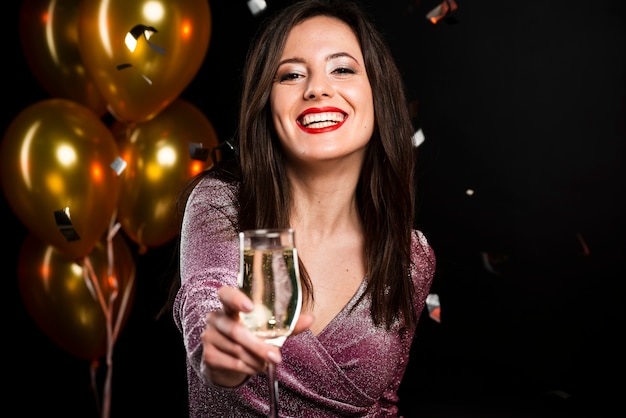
xmin=106 ymin=210 xmax=121 ymax=279
xmin=81 ymin=211 xmax=134 ymax=418
xmin=104 ymin=210 xmax=134 ymax=343
xmin=82 ymin=255 xmax=113 ymax=418
xmin=90 ymin=360 xmax=102 ymax=414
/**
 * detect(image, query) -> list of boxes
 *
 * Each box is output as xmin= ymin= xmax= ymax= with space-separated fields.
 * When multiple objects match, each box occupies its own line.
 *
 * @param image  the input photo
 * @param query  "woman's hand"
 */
xmin=200 ymin=286 xmax=314 ymax=388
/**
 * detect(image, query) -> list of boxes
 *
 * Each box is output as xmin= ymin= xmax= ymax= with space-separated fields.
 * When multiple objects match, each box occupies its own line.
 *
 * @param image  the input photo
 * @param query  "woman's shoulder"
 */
xmin=410 ymin=229 xmax=436 ymax=280
xmin=190 ymin=172 xmax=240 ymax=201
xmin=411 ymin=229 xmax=430 ymax=248
xmin=411 ymin=229 xmax=434 ymax=257
xmin=183 ymin=172 xmax=241 ymax=223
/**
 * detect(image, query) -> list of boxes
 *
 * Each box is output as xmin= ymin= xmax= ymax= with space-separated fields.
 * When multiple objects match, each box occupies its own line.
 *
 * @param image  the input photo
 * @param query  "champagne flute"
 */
xmin=238 ymin=228 xmax=302 ymax=418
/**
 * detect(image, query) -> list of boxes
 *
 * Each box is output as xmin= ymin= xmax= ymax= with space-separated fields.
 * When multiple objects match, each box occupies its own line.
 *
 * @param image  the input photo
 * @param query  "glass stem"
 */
xmin=267 ymin=362 xmax=279 ymax=418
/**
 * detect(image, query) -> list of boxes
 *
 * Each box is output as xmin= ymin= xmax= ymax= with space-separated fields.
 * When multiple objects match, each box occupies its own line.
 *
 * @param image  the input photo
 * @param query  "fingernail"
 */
xmin=267 ymin=350 xmax=281 ymax=364
xmin=242 ymin=299 xmax=254 ymax=312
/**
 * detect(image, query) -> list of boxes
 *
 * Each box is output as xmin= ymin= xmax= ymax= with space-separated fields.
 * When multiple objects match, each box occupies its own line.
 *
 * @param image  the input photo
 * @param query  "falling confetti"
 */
xmin=426 ymin=0 xmax=458 ymax=24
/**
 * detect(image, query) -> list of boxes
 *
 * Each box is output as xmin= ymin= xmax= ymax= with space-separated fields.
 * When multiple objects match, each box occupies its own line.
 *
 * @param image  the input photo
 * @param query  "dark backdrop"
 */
xmin=3 ymin=1 xmax=625 ymax=417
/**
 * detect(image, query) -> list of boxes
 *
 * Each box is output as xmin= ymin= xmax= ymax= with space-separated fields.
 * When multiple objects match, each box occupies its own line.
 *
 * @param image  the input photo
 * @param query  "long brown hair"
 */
xmin=165 ymin=0 xmax=420 ymax=330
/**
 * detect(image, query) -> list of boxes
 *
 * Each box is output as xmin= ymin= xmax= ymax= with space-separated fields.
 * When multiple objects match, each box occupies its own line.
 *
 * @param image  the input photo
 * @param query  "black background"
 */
xmin=3 ymin=0 xmax=625 ymax=417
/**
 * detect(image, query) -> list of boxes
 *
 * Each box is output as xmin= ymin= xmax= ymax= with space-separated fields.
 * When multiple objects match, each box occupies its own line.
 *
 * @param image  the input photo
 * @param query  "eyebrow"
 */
xmin=277 ymin=52 xmax=360 ymax=67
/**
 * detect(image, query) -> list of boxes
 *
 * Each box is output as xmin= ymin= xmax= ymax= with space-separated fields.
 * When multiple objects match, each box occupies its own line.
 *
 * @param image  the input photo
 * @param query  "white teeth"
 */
xmin=300 ymin=112 xmax=345 ymax=127
xmin=305 ymin=121 xmax=336 ymax=129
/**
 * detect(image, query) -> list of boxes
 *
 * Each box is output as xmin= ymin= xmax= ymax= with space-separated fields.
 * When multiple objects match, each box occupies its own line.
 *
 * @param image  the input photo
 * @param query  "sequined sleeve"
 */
xmin=173 ymin=175 xmax=240 ymax=384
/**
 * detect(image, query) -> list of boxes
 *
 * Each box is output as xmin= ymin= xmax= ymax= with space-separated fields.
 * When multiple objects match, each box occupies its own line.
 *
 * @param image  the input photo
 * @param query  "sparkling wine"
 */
xmin=239 ymin=235 xmax=302 ymax=347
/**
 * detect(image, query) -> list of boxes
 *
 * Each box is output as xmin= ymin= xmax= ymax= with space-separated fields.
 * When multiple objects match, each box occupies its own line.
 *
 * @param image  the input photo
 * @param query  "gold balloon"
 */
xmin=112 ymin=99 xmax=218 ymax=252
xmin=77 ymin=0 xmax=212 ymax=124
xmin=18 ymin=232 xmax=136 ymax=360
xmin=19 ymin=0 xmax=108 ymax=116
xmin=0 ymin=99 xmax=121 ymax=261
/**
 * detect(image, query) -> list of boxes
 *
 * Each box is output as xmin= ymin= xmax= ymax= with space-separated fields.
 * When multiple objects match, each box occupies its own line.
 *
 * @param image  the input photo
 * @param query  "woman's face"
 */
xmin=270 ymin=15 xmax=374 ymax=166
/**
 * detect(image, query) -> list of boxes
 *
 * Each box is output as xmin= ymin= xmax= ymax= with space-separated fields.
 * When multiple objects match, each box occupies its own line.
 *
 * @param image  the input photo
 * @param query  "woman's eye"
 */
xmin=333 ymin=67 xmax=356 ymax=75
xmin=278 ymin=73 xmax=302 ymax=82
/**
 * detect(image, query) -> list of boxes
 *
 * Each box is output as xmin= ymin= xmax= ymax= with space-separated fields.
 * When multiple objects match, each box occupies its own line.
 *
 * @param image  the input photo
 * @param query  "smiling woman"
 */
xmin=167 ymin=0 xmax=435 ymax=416
xmin=270 ymin=15 xmax=374 ymax=163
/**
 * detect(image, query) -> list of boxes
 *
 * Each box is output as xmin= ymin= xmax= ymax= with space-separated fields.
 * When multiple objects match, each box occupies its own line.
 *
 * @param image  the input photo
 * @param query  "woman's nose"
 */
xmin=304 ymin=74 xmax=332 ymax=99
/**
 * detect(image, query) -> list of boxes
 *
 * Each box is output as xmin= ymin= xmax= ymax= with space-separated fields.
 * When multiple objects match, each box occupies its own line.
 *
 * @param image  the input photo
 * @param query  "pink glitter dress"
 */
xmin=174 ymin=175 xmax=435 ymax=417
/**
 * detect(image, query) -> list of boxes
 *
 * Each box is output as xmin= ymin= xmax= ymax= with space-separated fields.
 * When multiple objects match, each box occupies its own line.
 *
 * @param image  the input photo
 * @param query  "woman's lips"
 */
xmin=297 ymin=108 xmax=347 ymax=133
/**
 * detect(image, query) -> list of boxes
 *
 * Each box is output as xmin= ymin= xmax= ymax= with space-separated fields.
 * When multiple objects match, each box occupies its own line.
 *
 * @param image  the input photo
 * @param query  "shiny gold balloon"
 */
xmin=112 ymin=99 xmax=218 ymax=252
xmin=19 ymin=0 xmax=108 ymax=116
xmin=18 ymin=232 xmax=136 ymax=360
xmin=0 ymin=99 xmax=121 ymax=261
xmin=77 ymin=0 xmax=212 ymax=124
